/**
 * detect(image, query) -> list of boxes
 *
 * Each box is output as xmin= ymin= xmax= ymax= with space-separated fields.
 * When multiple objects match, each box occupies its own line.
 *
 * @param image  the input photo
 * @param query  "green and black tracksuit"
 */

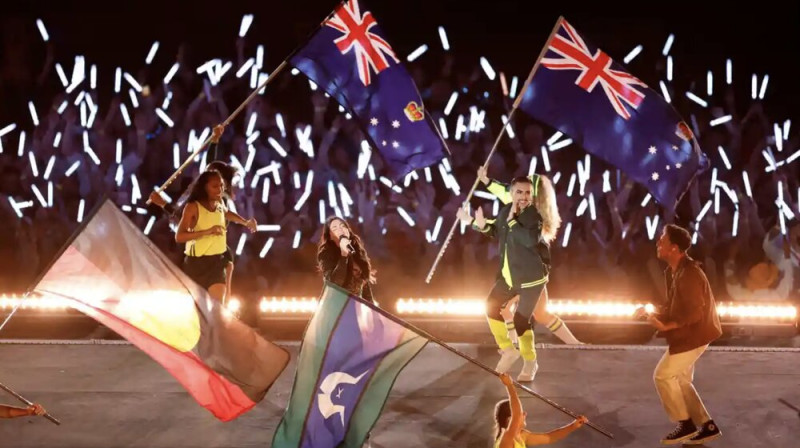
xmin=473 ymin=174 xmax=551 ymax=360
xmin=472 ymin=201 xmax=549 ymax=361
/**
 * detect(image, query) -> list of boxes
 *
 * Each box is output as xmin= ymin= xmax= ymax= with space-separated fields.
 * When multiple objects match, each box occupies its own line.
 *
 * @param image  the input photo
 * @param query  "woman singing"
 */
xmin=317 ymin=217 xmax=376 ymax=303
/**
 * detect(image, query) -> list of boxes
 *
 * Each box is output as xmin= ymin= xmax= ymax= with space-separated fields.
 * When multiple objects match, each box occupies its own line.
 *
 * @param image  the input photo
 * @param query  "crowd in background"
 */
xmin=1 ymin=15 xmax=798 ymax=309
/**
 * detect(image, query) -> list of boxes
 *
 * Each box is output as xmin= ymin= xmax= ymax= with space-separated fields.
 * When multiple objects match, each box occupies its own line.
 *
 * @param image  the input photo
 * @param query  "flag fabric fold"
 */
xmin=290 ymin=0 xmax=448 ymax=181
xmin=519 ymin=17 xmax=709 ymax=209
xmin=34 ymin=199 xmax=289 ymax=422
xmin=272 ymin=282 xmax=427 ymax=447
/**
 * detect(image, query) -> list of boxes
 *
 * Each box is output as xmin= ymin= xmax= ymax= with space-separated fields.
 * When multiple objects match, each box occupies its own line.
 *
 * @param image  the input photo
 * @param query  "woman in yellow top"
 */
xmin=176 ymin=169 xmax=257 ymax=302
xmin=494 ymin=373 xmax=587 ymax=447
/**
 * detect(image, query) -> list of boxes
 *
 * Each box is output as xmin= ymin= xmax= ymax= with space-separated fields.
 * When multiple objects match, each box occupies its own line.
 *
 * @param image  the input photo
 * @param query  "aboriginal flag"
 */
xmin=34 ymin=199 xmax=289 ymax=421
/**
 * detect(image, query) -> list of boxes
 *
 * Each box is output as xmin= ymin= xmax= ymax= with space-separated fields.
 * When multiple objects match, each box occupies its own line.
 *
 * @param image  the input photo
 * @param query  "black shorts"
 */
xmin=183 ymin=253 xmax=228 ymax=290
xmin=223 ymin=246 xmax=234 ymax=265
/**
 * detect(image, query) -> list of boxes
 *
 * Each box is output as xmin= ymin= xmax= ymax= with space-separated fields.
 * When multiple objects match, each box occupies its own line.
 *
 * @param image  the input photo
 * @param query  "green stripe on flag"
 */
xmin=343 ymin=329 xmax=428 ymax=447
xmin=272 ymin=283 xmax=349 ymax=448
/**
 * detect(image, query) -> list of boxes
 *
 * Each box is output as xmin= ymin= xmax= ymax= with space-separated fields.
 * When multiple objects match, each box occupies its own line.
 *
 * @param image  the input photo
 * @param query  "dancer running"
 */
xmin=150 ymin=126 xmax=240 ymax=303
xmin=176 ymin=169 xmax=256 ymax=302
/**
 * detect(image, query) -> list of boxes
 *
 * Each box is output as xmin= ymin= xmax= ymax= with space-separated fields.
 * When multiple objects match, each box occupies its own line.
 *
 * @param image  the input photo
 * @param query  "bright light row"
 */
xmin=0 ymin=296 xmax=70 ymax=310
xmin=2 ymin=295 xmax=796 ymax=321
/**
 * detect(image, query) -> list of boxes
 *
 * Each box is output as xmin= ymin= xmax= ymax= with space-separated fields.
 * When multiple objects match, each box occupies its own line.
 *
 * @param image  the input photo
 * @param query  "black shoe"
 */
xmin=660 ymin=420 xmax=699 ymax=445
xmin=685 ymin=420 xmax=721 ymax=445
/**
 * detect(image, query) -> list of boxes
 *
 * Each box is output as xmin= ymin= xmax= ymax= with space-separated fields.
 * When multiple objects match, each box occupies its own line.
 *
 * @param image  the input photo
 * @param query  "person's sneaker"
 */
xmin=517 ymin=359 xmax=538 ymax=382
xmin=684 ymin=420 xmax=721 ymax=445
xmin=495 ymin=347 xmax=521 ymax=373
xmin=660 ymin=419 xmax=699 ymax=445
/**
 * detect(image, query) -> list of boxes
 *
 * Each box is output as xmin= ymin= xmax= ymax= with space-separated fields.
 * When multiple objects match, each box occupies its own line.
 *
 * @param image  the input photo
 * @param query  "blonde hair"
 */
xmin=533 ymin=175 xmax=561 ymax=244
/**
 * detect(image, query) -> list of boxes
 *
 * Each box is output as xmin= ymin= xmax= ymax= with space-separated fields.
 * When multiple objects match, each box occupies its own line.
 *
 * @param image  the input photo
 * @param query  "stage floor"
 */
xmin=0 ymin=341 xmax=798 ymax=447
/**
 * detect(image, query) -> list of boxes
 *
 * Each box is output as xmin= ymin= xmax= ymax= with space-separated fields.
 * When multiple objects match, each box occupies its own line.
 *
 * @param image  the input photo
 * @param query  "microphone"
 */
xmin=341 ymin=237 xmax=355 ymax=255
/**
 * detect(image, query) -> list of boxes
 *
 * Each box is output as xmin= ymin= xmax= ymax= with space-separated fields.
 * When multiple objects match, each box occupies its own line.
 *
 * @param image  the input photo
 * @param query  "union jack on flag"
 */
xmin=518 ymin=17 xmax=709 ymax=210
xmin=326 ymin=0 xmax=400 ymax=86
xmin=289 ymin=0 xmax=448 ymax=181
xmin=542 ymin=20 xmax=647 ymax=120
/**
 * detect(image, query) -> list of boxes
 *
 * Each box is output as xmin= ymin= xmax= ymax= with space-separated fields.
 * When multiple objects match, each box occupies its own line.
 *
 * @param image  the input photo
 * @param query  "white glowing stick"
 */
xmin=758 ymin=74 xmax=769 ymax=100
xmin=28 ymin=102 xmax=39 ymax=126
xmin=65 ymin=161 xmax=80 ymax=177
xmin=444 ymin=92 xmax=458 ymax=116
xmin=124 ymin=73 xmax=143 ymax=92
xmin=623 ymin=45 xmax=643 ymax=64
xmin=726 ymin=59 xmax=732 ymax=85
xmin=438 ymin=26 xmax=450 ymax=50
xmin=561 ymin=222 xmax=572 ymax=247
xmin=43 ymin=155 xmax=55 ymax=180
xmin=236 ymin=234 xmax=247 ymax=256
xmin=710 ymin=115 xmax=732 ymax=127
xmin=659 ymin=81 xmax=671 ymax=103
xmin=549 ymin=138 xmax=572 ymax=151
xmin=696 ymin=200 xmax=712 ymax=222
xmin=717 ymin=146 xmax=732 ymax=169
xmin=540 ymin=145 xmax=551 ymax=172
xmin=685 ymin=92 xmax=707 ymax=107
xmin=164 ymin=63 xmax=180 ymax=84
xmin=707 ymin=71 xmax=713 ymax=96
xmin=36 ymin=19 xmax=49 ymax=41
xmin=662 ymin=34 xmax=674 ymax=55
xmin=31 ymin=185 xmax=47 ymax=208
xmin=667 ymin=56 xmax=673 ymax=81
xmin=28 ymin=152 xmax=39 ymax=177
xmin=145 ymin=41 xmax=160 ymax=65
xmin=479 ymin=57 xmax=495 ymax=80
xmin=742 ymin=171 xmax=752 ymax=197
xmin=155 ymin=109 xmax=174 ymax=127
xmin=406 ymin=45 xmax=428 ymax=62
xmin=239 ymin=14 xmax=254 ymax=37
xmin=397 ymin=206 xmax=416 ymax=227
xmin=268 ymin=137 xmax=287 ymax=157
xmin=77 ymin=199 xmax=85 ymax=223
xmin=17 ymin=131 xmax=26 ymax=157
xmin=293 ymin=172 xmax=314 ymax=211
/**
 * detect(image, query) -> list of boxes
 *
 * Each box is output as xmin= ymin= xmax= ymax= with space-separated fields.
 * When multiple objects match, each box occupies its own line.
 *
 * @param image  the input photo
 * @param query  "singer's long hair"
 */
xmin=318 ymin=217 xmax=376 ymax=283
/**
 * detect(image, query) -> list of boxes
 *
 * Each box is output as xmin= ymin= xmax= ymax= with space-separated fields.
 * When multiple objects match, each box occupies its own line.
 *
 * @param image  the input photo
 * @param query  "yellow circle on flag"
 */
xmin=115 ymin=291 xmax=201 ymax=352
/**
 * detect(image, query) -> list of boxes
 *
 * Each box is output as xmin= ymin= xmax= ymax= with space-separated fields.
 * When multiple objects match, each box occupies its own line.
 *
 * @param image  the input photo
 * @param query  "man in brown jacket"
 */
xmin=635 ymin=224 xmax=723 ymax=445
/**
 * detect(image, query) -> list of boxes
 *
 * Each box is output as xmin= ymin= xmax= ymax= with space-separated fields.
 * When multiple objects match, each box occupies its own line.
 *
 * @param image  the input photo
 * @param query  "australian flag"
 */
xmin=519 ymin=18 xmax=709 ymax=209
xmin=272 ymin=283 xmax=427 ymax=447
xmin=290 ymin=0 xmax=448 ymax=181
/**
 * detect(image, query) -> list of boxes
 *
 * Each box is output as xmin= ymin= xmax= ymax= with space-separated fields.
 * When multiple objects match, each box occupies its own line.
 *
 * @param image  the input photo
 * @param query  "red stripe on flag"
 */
xmin=60 ymin=296 xmax=256 ymax=421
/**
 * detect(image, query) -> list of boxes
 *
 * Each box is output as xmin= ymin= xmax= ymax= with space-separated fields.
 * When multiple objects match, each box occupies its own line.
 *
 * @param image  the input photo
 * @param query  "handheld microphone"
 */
xmin=342 ymin=237 xmax=355 ymax=255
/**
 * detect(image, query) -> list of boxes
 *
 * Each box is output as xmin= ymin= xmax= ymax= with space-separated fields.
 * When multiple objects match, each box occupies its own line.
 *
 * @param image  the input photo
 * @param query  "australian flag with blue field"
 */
xmin=519 ymin=18 xmax=709 ymax=209
xmin=271 ymin=283 xmax=428 ymax=447
xmin=290 ymin=0 xmax=448 ymax=181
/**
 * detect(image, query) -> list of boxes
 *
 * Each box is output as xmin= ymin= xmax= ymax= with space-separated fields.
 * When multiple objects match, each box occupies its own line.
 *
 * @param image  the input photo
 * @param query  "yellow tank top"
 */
xmin=494 ymin=432 xmax=526 ymax=448
xmin=185 ymin=201 xmax=227 ymax=257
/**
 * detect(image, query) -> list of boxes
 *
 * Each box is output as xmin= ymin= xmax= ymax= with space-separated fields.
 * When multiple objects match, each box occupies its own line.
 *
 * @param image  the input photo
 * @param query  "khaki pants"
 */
xmin=653 ymin=345 xmax=712 ymax=424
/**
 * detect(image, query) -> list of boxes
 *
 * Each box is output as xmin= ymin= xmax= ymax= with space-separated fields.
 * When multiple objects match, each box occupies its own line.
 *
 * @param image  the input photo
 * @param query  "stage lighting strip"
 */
xmin=2 ymin=295 xmax=797 ymax=321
